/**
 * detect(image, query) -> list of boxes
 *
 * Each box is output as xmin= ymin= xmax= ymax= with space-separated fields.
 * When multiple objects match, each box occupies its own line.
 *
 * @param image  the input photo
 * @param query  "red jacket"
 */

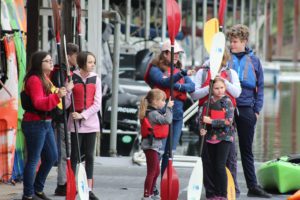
xmin=23 ymin=75 xmax=60 ymax=121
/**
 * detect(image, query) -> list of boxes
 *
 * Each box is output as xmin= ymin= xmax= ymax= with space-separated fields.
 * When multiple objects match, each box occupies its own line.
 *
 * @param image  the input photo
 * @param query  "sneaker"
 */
xmin=54 ymin=183 xmax=66 ymax=196
xmin=141 ymin=197 xmax=152 ymax=200
xmin=151 ymin=194 xmax=161 ymax=200
xmin=89 ymin=191 xmax=99 ymax=200
xmin=247 ymin=185 xmax=272 ymax=198
xmin=34 ymin=191 xmax=52 ymax=200
xmin=22 ymin=196 xmax=39 ymax=200
xmin=153 ymin=185 xmax=159 ymax=196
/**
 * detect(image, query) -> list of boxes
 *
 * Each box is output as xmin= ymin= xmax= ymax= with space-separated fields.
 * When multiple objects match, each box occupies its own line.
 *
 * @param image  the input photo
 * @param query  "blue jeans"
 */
xmin=22 ymin=120 xmax=58 ymax=197
xmin=160 ymin=119 xmax=183 ymax=176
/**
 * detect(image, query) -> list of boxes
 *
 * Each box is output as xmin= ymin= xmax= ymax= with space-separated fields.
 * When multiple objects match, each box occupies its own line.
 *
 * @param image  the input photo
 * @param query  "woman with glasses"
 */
xmin=21 ymin=51 xmax=73 ymax=200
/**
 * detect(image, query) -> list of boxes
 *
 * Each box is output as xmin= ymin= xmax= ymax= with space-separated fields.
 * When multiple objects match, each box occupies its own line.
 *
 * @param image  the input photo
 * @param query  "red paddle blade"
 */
xmin=161 ymin=160 xmax=179 ymax=200
xmin=166 ymin=0 xmax=181 ymax=45
xmin=74 ymin=0 xmax=81 ymax=34
xmin=66 ymin=159 xmax=76 ymax=200
xmin=218 ymin=0 xmax=227 ymax=27
xmin=51 ymin=0 xmax=61 ymax=43
xmin=166 ymin=0 xmax=175 ymax=44
xmin=173 ymin=1 xmax=181 ymax=40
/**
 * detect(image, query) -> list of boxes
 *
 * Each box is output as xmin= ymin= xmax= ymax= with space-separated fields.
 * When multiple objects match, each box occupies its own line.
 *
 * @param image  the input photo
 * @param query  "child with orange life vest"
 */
xmin=139 ymin=89 xmax=174 ymax=200
xmin=190 ymin=49 xmax=241 ymax=198
xmin=65 ymin=51 xmax=101 ymax=200
xmin=200 ymin=77 xmax=236 ymax=200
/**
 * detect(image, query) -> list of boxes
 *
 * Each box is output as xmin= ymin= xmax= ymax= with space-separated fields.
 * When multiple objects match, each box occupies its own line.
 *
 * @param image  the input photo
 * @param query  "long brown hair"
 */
xmin=24 ymin=51 xmax=52 ymax=94
xmin=151 ymin=51 xmax=183 ymax=72
xmin=138 ymin=89 xmax=166 ymax=119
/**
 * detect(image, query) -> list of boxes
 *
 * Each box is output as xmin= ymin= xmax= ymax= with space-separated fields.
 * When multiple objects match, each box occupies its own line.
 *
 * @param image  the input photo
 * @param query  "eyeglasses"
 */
xmin=42 ymin=59 xmax=53 ymax=64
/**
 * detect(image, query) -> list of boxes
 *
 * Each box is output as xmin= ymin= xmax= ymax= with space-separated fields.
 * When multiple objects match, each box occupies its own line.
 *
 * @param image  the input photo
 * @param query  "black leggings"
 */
xmin=71 ymin=132 xmax=96 ymax=179
xmin=207 ymin=141 xmax=231 ymax=197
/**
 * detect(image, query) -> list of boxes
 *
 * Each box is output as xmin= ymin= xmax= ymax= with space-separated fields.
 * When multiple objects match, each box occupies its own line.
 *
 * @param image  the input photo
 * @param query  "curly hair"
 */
xmin=226 ymin=24 xmax=249 ymax=41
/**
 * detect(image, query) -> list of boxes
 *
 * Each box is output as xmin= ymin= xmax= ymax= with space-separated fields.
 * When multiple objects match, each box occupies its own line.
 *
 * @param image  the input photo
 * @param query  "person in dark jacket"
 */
xmin=50 ymin=43 xmax=79 ymax=196
xmin=139 ymin=89 xmax=174 ymax=200
xmin=226 ymin=24 xmax=271 ymax=198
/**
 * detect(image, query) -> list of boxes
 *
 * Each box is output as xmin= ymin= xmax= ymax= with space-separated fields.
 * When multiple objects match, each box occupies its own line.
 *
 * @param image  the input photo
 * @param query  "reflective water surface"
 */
xmin=254 ymin=82 xmax=300 ymax=162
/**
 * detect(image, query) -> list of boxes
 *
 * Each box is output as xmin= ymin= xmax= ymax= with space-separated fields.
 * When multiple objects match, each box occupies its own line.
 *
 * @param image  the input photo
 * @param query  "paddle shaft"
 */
xmin=169 ymin=45 xmax=174 ymax=158
xmin=199 ymin=80 xmax=213 ymax=155
xmin=63 ymin=34 xmax=82 ymax=162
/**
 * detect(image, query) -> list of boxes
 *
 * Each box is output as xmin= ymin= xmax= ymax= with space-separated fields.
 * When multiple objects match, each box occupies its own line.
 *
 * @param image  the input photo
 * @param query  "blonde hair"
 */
xmin=220 ymin=48 xmax=231 ymax=70
xmin=138 ymin=89 xmax=166 ymax=119
xmin=226 ymin=24 xmax=249 ymax=41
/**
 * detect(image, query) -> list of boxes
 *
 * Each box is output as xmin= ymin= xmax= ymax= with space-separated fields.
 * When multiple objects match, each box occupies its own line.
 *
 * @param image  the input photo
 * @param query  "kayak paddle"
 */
xmin=161 ymin=0 xmax=181 ymax=200
xmin=63 ymin=35 xmax=77 ymax=200
xmin=51 ymin=2 xmax=77 ymax=199
xmin=187 ymin=31 xmax=225 ymax=200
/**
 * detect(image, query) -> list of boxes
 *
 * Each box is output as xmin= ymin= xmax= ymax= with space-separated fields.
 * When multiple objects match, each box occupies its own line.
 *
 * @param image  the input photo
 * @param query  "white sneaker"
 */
xmin=151 ymin=194 xmax=161 ymax=200
xmin=141 ymin=197 xmax=152 ymax=200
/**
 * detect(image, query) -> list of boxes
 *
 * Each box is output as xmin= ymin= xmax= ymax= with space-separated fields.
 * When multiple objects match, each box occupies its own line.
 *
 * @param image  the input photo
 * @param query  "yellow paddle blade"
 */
xmin=203 ymin=18 xmax=219 ymax=54
xmin=226 ymin=167 xmax=236 ymax=200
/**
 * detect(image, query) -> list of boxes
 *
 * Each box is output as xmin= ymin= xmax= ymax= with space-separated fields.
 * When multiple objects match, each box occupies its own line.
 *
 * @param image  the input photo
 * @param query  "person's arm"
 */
xmin=174 ymin=76 xmax=195 ymax=93
xmin=149 ymin=66 xmax=184 ymax=88
xmin=27 ymin=76 xmax=60 ymax=111
xmin=254 ymin=57 xmax=264 ymax=115
xmin=190 ymin=69 xmax=209 ymax=100
xmin=149 ymin=107 xmax=173 ymax=125
xmin=224 ymin=69 xmax=242 ymax=98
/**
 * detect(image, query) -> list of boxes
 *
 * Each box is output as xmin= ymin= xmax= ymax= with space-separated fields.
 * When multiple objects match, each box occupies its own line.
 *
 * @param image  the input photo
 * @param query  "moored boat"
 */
xmin=257 ymin=155 xmax=300 ymax=193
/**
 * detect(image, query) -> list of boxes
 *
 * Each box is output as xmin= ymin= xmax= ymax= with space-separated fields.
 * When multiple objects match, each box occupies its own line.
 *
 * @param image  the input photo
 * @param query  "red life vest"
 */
xmin=202 ymin=102 xmax=226 ymax=120
xmin=72 ymin=73 xmax=96 ymax=112
xmin=198 ymin=69 xmax=236 ymax=107
xmin=144 ymin=64 xmax=187 ymax=101
xmin=140 ymin=117 xmax=169 ymax=139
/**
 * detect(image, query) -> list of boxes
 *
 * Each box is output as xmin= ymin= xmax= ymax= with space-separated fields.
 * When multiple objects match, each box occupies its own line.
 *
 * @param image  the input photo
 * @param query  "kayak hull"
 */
xmin=258 ymin=156 xmax=300 ymax=193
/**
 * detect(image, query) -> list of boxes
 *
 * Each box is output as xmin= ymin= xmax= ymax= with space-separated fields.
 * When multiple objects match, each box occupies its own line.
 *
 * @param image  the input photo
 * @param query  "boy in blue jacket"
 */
xmin=226 ymin=24 xmax=271 ymax=198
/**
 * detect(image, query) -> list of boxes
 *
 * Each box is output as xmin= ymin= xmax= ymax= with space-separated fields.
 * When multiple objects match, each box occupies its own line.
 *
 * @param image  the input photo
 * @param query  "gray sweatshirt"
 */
xmin=141 ymin=107 xmax=172 ymax=152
